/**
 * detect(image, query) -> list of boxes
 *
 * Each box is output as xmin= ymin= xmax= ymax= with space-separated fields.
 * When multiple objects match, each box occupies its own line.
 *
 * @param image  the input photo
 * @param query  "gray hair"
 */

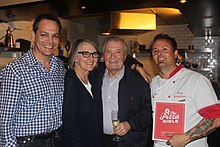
xmin=101 ymin=36 xmax=128 ymax=55
xmin=68 ymin=39 xmax=98 ymax=69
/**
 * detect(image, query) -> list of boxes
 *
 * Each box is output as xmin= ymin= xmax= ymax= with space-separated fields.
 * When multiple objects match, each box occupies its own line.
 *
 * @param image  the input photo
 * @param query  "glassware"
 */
xmin=192 ymin=57 xmax=199 ymax=68
xmin=111 ymin=110 xmax=122 ymax=142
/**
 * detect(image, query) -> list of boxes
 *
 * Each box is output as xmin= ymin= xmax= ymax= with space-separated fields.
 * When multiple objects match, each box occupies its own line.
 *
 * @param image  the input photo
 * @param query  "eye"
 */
xmin=84 ymin=51 xmax=92 ymax=57
xmin=152 ymin=48 xmax=158 ymax=55
xmin=93 ymin=52 xmax=100 ymax=58
xmin=83 ymin=51 xmax=90 ymax=55
xmin=53 ymin=34 xmax=59 ymax=38
xmin=162 ymin=47 xmax=168 ymax=52
xmin=40 ymin=33 xmax=47 ymax=37
xmin=116 ymin=50 xmax=122 ymax=54
xmin=163 ymin=47 xmax=167 ymax=50
xmin=105 ymin=50 xmax=111 ymax=54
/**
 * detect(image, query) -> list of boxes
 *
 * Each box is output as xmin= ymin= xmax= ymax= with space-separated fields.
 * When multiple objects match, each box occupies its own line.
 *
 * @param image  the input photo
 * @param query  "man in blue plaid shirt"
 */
xmin=0 ymin=14 xmax=65 ymax=147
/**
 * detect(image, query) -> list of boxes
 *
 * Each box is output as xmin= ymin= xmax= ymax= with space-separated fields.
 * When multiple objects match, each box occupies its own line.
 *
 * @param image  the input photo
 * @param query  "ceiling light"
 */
xmin=179 ymin=0 xmax=187 ymax=3
xmin=113 ymin=12 xmax=156 ymax=30
xmin=80 ymin=5 xmax=86 ymax=10
xmin=101 ymin=32 xmax=111 ymax=36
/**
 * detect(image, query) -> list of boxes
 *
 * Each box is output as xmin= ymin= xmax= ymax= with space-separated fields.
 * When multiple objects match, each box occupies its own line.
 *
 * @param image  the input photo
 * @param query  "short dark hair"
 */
xmin=151 ymin=33 xmax=177 ymax=50
xmin=32 ymin=13 xmax=62 ymax=33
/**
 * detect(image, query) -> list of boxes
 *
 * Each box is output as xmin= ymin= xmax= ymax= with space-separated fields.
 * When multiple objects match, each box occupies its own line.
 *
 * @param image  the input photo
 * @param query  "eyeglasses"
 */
xmin=78 ymin=51 xmax=100 ymax=58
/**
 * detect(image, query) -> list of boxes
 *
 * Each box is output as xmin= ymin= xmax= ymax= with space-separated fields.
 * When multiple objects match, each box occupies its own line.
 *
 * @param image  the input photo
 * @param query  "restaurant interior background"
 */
xmin=0 ymin=0 xmax=219 ymax=82
xmin=0 ymin=1 xmax=220 ymax=146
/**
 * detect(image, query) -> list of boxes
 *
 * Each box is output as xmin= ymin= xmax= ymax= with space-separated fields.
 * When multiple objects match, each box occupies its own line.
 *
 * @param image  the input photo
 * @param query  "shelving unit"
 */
xmin=186 ymin=48 xmax=212 ymax=53
xmin=0 ymin=48 xmax=26 ymax=71
xmin=184 ymin=48 xmax=217 ymax=82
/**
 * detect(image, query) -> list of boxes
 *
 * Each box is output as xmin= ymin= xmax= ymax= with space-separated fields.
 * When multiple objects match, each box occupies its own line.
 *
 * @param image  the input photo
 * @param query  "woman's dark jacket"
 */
xmin=60 ymin=69 xmax=103 ymax=147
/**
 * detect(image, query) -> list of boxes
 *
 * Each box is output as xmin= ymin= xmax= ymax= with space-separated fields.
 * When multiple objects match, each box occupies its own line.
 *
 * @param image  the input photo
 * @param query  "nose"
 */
xmin=47 ymin=35 xmax=53 ymax=43
xmin=157 ymin=50 xmax=162 ymax=55
xmin=110 ymin=52 xmax=116 ymax=58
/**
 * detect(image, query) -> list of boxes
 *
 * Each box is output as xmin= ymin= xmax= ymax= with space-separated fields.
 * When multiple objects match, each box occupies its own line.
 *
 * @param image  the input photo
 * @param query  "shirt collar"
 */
xmin=104 ymin=65 xmax=125 ymax=80
xmin=26 ymin=48 xmax=57 ymax=67
xmin=168 ymin=64 xmax=184 ymax=78
xmin=25 ymin=48 xmax=38 ymax=66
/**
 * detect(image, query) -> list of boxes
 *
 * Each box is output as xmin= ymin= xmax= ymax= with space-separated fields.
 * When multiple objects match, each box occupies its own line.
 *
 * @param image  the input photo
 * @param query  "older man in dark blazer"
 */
xmin=96 ymin=36 xmax=152 ymax=147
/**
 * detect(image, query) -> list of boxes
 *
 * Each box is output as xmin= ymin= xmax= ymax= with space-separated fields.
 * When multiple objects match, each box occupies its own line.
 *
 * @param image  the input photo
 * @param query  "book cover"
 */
xmin=153 ymin=101 xmax=185 ymax=141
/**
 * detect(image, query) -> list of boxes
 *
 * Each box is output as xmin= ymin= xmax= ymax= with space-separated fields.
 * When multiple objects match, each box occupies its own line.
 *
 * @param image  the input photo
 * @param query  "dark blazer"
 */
xmin=96 ymin=66 xmax=153 ymax=147
xmin=61 ymin=69 xmax=103 ymax=147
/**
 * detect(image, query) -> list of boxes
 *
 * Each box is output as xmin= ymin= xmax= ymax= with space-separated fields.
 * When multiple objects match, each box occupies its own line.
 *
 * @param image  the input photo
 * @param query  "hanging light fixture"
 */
xmin=203 ymin=16 xmax=214 ymax=28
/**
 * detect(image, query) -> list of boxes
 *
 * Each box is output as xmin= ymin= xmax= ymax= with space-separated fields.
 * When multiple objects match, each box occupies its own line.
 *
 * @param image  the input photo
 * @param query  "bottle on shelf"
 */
xmin=4 ymin=27 xmax=14 ymax=48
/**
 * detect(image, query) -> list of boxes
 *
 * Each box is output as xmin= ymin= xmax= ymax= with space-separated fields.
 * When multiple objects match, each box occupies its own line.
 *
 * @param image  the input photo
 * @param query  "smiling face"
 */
xmin=104 ymin=40 xmax=126 ymax=76
xmin=32 ymin=19 xmax=60 ymax=60
xmin=151 ymin=39 xmax=178 ymax=74
xmin=75 ymin=42 xmax=99 ymax=73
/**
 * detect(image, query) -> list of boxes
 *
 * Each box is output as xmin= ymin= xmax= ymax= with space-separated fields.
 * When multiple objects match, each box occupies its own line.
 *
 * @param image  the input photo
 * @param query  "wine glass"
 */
xmin=111 ymin=110 xmax=122 ymax=142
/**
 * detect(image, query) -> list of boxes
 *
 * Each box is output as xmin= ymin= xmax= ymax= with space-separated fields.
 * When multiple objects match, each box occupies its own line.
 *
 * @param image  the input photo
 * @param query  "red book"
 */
xmin=153 ymin=101 xmax=185 ymax=141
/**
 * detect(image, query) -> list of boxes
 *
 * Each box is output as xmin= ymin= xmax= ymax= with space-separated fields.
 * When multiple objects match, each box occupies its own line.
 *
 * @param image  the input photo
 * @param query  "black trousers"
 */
xmin=17 ymin=131 xmax=61 ymax=147
xmin=103 ymin=133 xmax=154 ymax=147
xmin=103 ymin=134 xmax=118 ymax=147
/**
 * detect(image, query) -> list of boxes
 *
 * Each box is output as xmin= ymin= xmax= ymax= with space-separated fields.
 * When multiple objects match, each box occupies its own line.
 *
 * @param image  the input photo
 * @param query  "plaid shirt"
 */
xmin=0 ymin=49 xmax=65 ymax=147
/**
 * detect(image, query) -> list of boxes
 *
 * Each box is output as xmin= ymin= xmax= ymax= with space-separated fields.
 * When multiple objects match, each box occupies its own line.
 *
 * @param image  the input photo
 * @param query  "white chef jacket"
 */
xmin=151 ymin=66 xmax=220 ymax=147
